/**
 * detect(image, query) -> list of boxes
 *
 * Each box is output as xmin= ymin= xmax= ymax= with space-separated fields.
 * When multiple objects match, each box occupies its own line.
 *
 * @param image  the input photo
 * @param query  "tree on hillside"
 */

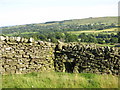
xmin=55 ymin=32 xmax=65 ymax=40
xmin=110 ymin=37 xmax=118 ymax=44
xmin=50 ymin=37 xmax=58 ymax=43
xmin=39 ymin=34 xmax=47 ymax=41
xmin=118 ymin=32 xmax=120 ymax=43
xmin=65 ymin=33 xmax=79 ymax=42
xmin=97 ymin=38 xmax=105 ymax=44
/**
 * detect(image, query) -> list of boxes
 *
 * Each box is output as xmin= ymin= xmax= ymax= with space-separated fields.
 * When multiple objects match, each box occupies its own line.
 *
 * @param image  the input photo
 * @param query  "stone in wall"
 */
xmin=1 ymin=36 xmax=55 ymax=75
xmin=1 ymin=36 xmax=120 ymax=76
xmin=54 ymin=43 xmax=120 ymax=75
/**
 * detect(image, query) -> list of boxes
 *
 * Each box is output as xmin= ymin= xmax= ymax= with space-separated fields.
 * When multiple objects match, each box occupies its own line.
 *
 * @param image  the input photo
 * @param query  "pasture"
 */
xmin=67 ymin=28 xmax=118 ymax=35
xmin=2 ymin=72 xmax=118 ymax=88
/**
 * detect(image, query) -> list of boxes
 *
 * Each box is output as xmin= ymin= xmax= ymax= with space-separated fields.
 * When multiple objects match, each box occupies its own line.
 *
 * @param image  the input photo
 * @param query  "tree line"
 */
xmin=18 ymin=32 xmax=120 ymax=44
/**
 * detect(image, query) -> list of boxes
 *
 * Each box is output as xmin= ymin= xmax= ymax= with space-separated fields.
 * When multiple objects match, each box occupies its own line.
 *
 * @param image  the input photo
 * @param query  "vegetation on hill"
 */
xmin=0 ymin=16 xmax=119 ymax=44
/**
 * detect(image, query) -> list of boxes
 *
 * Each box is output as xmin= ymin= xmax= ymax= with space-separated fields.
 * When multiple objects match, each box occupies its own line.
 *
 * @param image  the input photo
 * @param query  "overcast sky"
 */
xmin=0 ymin=0 xmax=119 ymax=27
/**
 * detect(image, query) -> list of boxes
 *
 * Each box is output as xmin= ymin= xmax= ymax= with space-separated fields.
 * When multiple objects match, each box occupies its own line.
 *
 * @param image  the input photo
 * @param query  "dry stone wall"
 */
xmin=0 ymin=36 xmax=120 ymax=75
xmin=0 ymin=36 xmax=55 ymax=74
xmin=54 ymin=43 xmax=120 ymax=75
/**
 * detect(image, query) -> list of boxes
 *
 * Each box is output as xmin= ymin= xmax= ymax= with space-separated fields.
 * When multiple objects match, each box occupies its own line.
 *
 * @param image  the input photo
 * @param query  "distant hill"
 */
xmin=39 ymin=16 xmax=118 ymax=25
xmin=62 ymin=16 xmax=118 ymax=25
xmin=0 ymin=16 xmax=118 ymax=36
xmin=0 ymin=16 xmax=119 ymax=44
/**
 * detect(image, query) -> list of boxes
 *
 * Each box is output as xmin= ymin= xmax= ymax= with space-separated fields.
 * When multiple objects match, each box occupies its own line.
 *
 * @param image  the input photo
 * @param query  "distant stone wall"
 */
xmin=0 ymin=36 xmax=55 ymax=74
xmin=54 ymin=43 xmax=120 ymax=75
xmin=0 ymin=36 xmax=120 ymax=75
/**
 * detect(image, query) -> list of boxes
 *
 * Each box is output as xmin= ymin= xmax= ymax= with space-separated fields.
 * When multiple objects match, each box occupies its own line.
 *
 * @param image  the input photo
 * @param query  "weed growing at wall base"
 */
xmin=2 ymin=72 xmax=118 ymax=88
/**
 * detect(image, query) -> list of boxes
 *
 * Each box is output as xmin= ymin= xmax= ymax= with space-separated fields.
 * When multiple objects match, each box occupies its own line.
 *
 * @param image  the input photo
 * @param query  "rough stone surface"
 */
xmin=15 ymin=37 xmax=21 ymax=42
xmin=1 ymin=36 xmax=120 ymax=75
xmin=28 ymin=37 xmax=34 ymax=43
xmin=0 ymin=36 xmax=6 ymax=41
xmin=54 ymin=43 xmax=120 ymax=75
xmin=1 ymin=36 xmax=54 ymax=75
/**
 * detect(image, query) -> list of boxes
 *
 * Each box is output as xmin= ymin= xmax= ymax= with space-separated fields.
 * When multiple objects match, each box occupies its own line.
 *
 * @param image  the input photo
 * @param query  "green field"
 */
xmin=21 ymin=32 xmax=38 ymax=34
xmin=67 ymin=28 xmax=118 ymax=35
xmin=2 ymin=72 xmax=118 ymax=88
xmin=78 ymin=42 xmax=116 ymax=47
xmin=96 ymin=44 xmax=115 ymax=47
xmin=5 ymin=32 xmax=38 ymax=36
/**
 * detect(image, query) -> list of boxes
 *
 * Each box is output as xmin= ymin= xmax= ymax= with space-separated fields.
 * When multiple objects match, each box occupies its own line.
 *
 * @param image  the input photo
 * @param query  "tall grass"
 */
xmin=2 ymin=72 xmax=118 ymax=88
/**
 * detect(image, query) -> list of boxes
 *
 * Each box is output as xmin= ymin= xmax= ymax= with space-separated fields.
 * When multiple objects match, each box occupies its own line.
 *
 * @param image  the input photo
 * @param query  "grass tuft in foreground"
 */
xmin=2 ymin=72 xmax=118 ymax=88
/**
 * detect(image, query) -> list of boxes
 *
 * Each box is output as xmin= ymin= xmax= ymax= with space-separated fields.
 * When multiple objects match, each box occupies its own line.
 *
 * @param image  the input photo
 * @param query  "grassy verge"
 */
xmin=2 ymin=72 xmax=118 ymax=88
xmin=78 ymin=42 xmax=115 ymax=47
xmin=96 ymin=44 xmax=115 ymax=47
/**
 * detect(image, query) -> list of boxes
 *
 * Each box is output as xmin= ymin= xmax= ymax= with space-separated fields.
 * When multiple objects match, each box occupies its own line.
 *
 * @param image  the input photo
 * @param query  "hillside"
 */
xmin=0 ymin=16 xmax=119 ymax=44
xmin=0 ymin=16 xmax=118 ymax=34
xmin=61 ymin=16 xmax=118 ymax=25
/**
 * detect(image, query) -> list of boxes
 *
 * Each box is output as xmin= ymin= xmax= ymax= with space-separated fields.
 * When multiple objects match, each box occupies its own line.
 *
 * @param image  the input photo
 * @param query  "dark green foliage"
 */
xmin=65 ymin=33 xmax=79 ymax=42
xmin=55 ymin=32 xmax=65 ymax=39
xmin=50 ymin=37 xmax=58 ymax=43
xmin=118 ymin=32 xmax=120 ymax=43
xmin=39 ymin=34 xmax=47 ymax=41
xmin=110 ymin=37 xmax=118 ymax=43
xmin=97 ymin=38 xmax=106 ymax=44
xmin=78 ymin=33 xmax=119 ymax=44
xmin=79 ymin=33 xmax=97 ymax=43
